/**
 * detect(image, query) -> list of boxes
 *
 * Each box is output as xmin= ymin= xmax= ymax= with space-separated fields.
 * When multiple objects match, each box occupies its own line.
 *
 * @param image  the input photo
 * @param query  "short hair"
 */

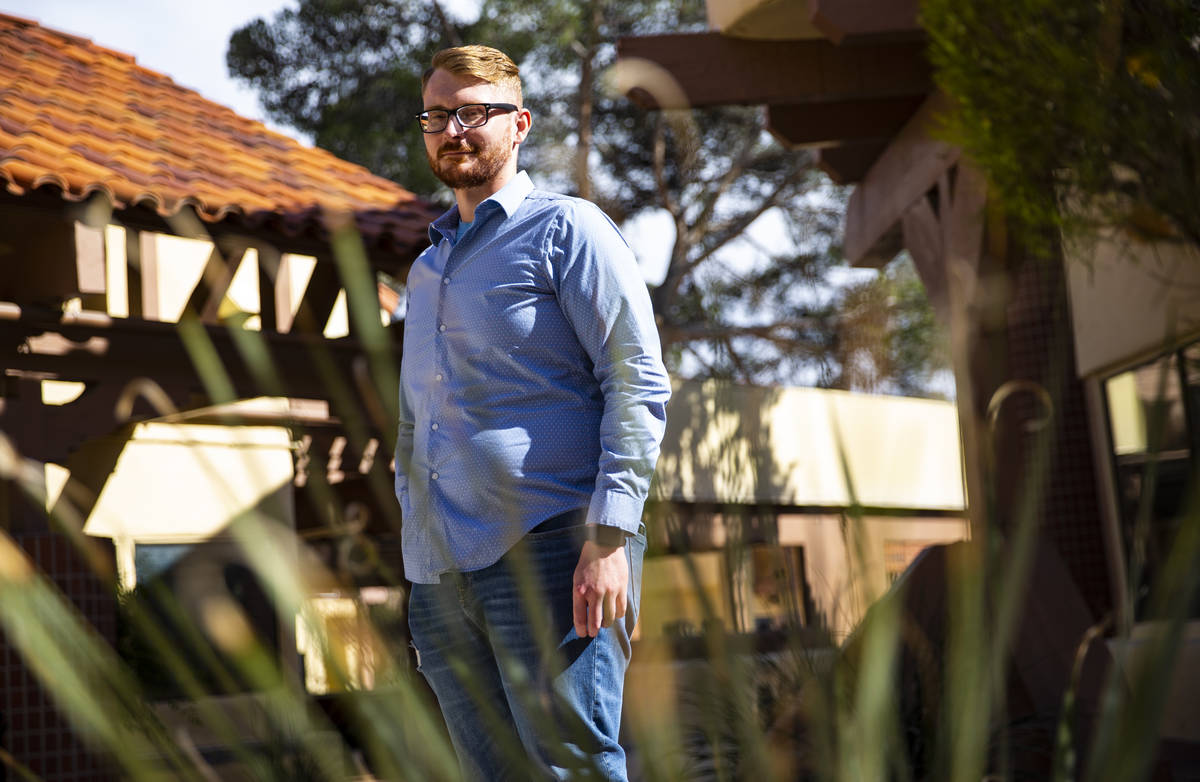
xmin=422 ymin=45 xmax=523 ymax=104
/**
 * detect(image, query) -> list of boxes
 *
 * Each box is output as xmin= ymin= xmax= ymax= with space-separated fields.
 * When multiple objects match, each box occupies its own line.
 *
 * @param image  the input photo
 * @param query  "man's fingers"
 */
xmin=573 ymin=542 xmax=631 ymax=637
xmin=573 ymin=584 xmax=589 ymax=638
xmin=589 ymin=590 xmax=603 ymax=636
xmin=602 ymin=591 xmax=617 ymax=629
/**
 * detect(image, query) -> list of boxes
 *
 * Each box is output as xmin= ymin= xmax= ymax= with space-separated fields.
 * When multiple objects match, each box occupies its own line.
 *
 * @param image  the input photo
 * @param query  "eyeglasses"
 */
xmin=415 ymin=102 xmax=519 ymax=134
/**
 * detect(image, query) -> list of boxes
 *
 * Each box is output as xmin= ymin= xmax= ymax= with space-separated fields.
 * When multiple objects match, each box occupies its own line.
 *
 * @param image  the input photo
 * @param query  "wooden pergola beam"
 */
xmin=844 ymin=92 xmax=959 ymax=267
xmin=815 ymin=141 xmax=888 ymax=185
xmin=810 ymin=0 xmax=922 ymax=44
xmin=767 ymin=95 xmax=925 ymax=148
xmin=616 ymin=32 xmax=931 ymax=109
xmin=0 ymin=311 xmax=400 ymax=404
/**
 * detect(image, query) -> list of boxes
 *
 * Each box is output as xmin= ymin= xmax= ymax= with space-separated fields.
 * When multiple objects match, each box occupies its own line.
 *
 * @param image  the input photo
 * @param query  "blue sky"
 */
xmin=0 ymin=1 xmax=300 ymax=133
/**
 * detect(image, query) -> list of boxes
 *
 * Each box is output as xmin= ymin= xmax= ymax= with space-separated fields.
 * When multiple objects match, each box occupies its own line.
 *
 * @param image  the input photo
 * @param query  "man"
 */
xmin=395 ymin=45 xmax=670 ymax=781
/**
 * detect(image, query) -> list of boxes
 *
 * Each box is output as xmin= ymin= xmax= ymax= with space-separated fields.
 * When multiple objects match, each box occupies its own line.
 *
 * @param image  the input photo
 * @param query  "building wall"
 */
xmin=0 ymin=220 xmax=344 ymax=780
xmin=1066 ymin=232 xmax=1200 ymax=377
xmin=777 ymin=513 xmax=969 ymax=639
xmin=640 ymin=381 xmax=970 ymax=644
xmin=1065 ymin=235 xmax=1200 ymax=743
xmin=654 ymin=380 xmax=965 ymax=510
xmin=1005 ymin=255 xmax=1112 ymax=619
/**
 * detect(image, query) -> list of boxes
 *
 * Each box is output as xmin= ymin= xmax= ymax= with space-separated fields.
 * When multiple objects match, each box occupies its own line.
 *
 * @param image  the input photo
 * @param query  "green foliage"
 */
xmin=226 ymin=0 xmax=456 ymax=195
xmin=923 ymin=0 xmax=1200 ymax=254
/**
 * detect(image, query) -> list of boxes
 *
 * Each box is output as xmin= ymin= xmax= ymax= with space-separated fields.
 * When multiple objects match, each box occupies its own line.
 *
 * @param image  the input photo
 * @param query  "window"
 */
xmin=297 ymin=587 xmax=407 ymax=694
xmin=118 ymin=543 xmax=281 ymax=699
xmin=1104 ymin=340 xmax=1200 ymax=619
xmin=733 ymin=544 xmax=810 ymax=633
xmin=639 ymin=543 xmax=813 ymax=643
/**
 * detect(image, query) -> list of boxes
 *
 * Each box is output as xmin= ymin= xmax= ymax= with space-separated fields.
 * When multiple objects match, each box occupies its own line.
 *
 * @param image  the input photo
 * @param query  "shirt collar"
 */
xmin=428 ymin=170 xmax=534 ymax=245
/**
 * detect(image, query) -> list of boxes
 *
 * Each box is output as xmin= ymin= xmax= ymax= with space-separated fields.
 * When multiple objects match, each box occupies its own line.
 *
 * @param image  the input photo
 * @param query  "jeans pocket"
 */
xmin=523 ymin=524 xmax=583 ymax=542
xmin=625 ymin=526 xmax=647 ymax=631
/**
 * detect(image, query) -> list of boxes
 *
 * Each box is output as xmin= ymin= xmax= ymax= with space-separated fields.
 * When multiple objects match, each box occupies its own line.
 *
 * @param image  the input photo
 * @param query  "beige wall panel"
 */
xmin=77 ymin=421 xmax=294 ymax=541
xmin=1066 ymin=235 xmax=1200 ymax=377
xmin=104 ymin=224 xmax=129 ymax=317
xmin=776 ymin=512 xmax=968 ymax=638
xmin=639 ymin=551 xmax=731 ymax=641
xmin=827 ymin=394 xmax=965 ymax=509
xmin=655 ymin=380 xmax=965 ymax=511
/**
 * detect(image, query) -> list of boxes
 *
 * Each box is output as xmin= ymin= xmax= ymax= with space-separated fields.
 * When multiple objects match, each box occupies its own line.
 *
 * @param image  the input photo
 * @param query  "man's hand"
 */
xmin=572 ymin=540 xmax=628 ymax=638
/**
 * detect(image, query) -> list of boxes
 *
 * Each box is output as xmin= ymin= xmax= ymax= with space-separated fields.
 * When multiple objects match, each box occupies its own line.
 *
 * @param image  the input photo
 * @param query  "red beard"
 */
xmin=427 ymin=138 xmax=511 ymax=189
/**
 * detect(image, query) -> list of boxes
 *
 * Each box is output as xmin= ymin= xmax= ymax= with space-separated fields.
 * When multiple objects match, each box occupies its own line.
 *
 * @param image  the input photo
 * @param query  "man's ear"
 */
xmin=514 ymin=107 xmax=532 ymax=145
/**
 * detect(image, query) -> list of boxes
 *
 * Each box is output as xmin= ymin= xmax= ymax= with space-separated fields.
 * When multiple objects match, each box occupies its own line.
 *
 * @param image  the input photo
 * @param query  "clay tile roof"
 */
xmin=0 ymin=12 xmax=441 ymax=258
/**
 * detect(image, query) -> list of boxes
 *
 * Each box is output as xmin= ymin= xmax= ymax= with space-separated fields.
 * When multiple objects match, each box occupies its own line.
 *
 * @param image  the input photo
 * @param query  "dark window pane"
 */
xmin=119 ymin=543 xmax=280 ymax=699
xmin=1106 ymin=348 xmax=1198 ymax=619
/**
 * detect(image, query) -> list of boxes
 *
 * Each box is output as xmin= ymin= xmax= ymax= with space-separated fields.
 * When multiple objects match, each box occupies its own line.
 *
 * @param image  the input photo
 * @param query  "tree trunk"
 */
xmin=574 ymin=0 xmax=602 ymax=200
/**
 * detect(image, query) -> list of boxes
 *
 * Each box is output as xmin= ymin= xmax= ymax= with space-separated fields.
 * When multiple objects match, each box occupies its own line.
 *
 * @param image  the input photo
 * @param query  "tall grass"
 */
xmin=0 ymin=218 xmax=1195 ymax=782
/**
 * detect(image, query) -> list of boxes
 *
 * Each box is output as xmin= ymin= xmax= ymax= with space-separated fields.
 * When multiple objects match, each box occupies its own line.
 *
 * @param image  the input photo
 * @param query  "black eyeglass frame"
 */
xmin=415 ymin=102 xmax=520 ymax=134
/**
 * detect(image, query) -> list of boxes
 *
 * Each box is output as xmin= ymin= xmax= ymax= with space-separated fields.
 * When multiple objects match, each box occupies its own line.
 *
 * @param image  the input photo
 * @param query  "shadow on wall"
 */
xmin=643 ymin=378 xmax=968 ymax=644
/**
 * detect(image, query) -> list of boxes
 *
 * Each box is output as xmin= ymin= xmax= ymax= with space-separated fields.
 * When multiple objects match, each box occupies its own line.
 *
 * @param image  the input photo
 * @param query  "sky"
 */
xmin=0 ymin=0 xmax=304 ymax=135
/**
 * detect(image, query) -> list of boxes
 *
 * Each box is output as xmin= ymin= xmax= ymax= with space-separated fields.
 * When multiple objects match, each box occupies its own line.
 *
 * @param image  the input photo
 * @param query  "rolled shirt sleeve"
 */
xmin=548 ymin=202 xmax=670 ymax=534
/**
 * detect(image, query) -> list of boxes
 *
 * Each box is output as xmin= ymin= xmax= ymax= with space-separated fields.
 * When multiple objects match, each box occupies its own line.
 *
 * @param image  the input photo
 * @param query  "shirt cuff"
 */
xmin=585 ymin=524 xmax=629 ymax=547
xmin=586 ymin=491 xmax=644 ymax=536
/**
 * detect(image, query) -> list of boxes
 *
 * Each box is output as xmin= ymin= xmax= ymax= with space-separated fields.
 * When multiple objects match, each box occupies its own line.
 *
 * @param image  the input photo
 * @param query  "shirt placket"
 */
xmin=427 ymin=237 xmax=456 ymax=572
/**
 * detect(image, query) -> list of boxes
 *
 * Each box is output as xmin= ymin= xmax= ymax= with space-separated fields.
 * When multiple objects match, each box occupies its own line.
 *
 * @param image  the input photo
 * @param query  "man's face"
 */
xmin=421 ymin=69 xmax=524 ymax=191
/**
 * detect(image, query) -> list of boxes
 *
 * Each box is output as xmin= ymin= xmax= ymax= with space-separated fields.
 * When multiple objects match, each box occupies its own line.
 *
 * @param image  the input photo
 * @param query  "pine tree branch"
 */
xmin=720 ymin=333 xmax=753 ymax=381
xmin=682 ymin=342 xmax=720 ymax=377
xmin=430 ymin=1 xmax=463 ymax=46
xmin=682 ymin=121 xmax=760 ymax=246
xmin=653 ymin=113 xmax=682 ymax=220
xmin=664 ymin=319 xmax=824 ymax=346
xmin=681 ymin=170 xmax=806 ymax=276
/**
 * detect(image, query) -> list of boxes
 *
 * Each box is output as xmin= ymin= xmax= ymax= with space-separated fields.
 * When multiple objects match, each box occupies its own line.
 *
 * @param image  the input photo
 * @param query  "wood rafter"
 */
xmin=0 ymin=309 xmax=400 ymax=406
xmin=810 ymin=0 xmax=922 ymax=44
xmin=616 ymin=32 xmax=931 ymax=110
xmin=767 ymin=95 xmax=925 ymax=148
xmin=815 ymin=141 xmax=888 ymax=185
xmin=901 ymin=194 xmax=948 ymax=318
xmin=844 ymin=92 xmax=959 ymax=267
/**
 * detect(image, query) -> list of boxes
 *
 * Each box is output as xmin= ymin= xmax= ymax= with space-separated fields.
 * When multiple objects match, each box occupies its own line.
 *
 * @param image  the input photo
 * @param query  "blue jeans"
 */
xmin=408 ymin=523 xmax=645 ymax=781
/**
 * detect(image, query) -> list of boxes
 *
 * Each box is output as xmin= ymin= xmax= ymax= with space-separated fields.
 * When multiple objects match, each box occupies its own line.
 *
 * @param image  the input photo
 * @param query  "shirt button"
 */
xmin=431 ymin=472 xmax=439 ymax=480
xmin=438 ymin=324 xmax=447 ymax=332
xmin=442 ymin=277 xmax=450 ymax=285
xmin=431 ymin=423 xmax=439 ymax=431
xmin=435 ymin=373 xmax=443 ymax=382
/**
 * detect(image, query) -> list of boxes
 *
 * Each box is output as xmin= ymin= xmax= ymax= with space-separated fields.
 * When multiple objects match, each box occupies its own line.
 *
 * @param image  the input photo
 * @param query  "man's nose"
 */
xmin=443 ymin=114 xmax=468 ymax=136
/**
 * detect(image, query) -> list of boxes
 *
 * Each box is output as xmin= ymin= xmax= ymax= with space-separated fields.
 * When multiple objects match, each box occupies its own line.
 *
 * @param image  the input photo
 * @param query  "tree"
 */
xmin=228 ymin=0 xmax=948 ymax=393
xmin=922 ymin=0 xmax=1200 ymax=255
xmin=226 ymin=0 xmax=460 ymax=195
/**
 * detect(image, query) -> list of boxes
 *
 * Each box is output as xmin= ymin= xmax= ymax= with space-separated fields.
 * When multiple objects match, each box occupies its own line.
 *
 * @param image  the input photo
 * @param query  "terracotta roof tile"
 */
xmin=0 ymin=13 xmax=440 ymax=259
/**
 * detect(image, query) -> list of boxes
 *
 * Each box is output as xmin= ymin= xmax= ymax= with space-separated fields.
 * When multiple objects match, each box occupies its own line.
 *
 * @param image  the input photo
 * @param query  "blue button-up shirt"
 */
xmin=395 ymin=171 xmax=671 ymax=584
